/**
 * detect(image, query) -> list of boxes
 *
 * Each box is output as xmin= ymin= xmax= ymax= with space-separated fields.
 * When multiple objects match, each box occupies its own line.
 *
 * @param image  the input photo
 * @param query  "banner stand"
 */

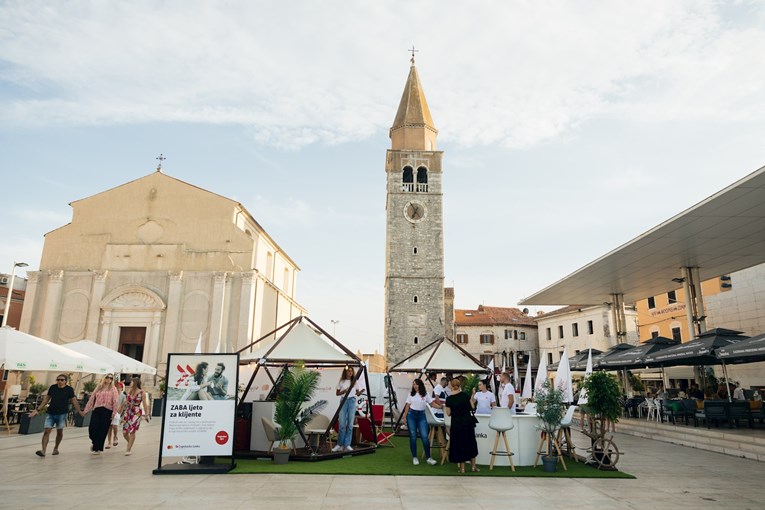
xmin=153 ymin=352 xmax=239 ymax=475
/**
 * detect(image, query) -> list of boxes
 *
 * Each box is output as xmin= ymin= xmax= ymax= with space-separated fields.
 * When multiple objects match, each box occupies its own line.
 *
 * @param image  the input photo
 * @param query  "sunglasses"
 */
xmin=56 ymin=378 xmax=66 ymax=382
xmin=105 ymin=376 xmax=114 ymax=380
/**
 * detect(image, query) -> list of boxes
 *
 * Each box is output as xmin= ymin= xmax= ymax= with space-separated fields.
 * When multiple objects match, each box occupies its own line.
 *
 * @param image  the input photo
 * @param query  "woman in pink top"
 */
xmin=81 ymin=375 xmax=118 ymax=454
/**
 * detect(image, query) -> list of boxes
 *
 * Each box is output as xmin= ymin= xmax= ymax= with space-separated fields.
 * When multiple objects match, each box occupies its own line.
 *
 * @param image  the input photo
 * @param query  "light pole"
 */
xmin=331 ymin=320 xmax=340 ymax=337
xmin=2 ymin=261 xmax=29 ymax=328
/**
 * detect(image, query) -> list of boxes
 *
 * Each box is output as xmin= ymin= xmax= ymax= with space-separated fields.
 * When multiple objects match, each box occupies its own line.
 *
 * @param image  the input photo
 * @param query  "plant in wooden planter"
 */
xmin=534 ymin=379 xmax=565 ymax=471
xmin=581 ymin=371 xmax=622 ymax=469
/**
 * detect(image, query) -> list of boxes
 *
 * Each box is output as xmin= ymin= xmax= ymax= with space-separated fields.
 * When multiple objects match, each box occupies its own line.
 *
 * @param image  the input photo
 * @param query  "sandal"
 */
xmin=52 ymin=450 xmax=59 ymax=455
xmin=35 ymin=450 xmax=45 ymax=457
xmin=471 ymin=466 xmax=480 ymax=472
xmin=105 ymin=445 xmax=111 ymax=449
xmin=113 ymin=441 xmax=118 ymax=446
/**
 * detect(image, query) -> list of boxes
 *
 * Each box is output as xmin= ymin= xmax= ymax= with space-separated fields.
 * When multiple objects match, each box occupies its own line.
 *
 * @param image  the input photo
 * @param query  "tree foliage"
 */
xmin=582 ymin=371 xmax=621 ymax=423
xmin=274 ymin=363 xmax=322 ymax=447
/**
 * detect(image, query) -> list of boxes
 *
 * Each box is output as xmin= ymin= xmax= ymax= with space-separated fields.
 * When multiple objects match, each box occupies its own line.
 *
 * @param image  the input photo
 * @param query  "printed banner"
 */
xmin=161 ymin=353 xmax=239 ymax=456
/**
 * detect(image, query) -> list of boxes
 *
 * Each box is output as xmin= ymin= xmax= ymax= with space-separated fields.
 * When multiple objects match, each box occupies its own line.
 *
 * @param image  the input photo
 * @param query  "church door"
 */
xmin=118 ymin=326 xmax=146 ymax=362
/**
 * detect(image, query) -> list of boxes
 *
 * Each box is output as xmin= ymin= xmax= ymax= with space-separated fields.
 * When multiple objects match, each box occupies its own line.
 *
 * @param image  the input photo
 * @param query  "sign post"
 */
xmin=153 ymin=352 xmax=239 ymax=474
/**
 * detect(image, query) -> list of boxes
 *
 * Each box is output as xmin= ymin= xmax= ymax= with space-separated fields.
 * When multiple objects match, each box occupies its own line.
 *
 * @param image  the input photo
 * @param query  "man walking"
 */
xmin=29 ymin=374 xmax=82 ymax=457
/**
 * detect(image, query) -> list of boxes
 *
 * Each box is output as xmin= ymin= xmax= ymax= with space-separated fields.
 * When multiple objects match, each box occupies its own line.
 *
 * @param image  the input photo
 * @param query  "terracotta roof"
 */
xmin=455 ymin=305 xmax=537 ymax=327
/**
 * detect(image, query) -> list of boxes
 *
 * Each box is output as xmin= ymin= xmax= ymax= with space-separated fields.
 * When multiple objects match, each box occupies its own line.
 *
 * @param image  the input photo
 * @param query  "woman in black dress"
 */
xmin=445 ymin=378 xmax=479 ymax=473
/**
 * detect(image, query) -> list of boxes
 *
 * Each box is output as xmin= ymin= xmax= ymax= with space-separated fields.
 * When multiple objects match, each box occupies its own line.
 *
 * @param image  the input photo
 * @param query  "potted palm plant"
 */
xmin=535 ymin=380 xmax=565 ymax=472
xmin=272 ymin=363 xmax=324 ymax=464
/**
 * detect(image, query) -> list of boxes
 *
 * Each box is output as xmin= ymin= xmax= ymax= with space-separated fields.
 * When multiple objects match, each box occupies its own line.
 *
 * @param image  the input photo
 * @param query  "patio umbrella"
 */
xmin=0 ymin=327 xmax=112 ymax=374
xmin=569 ymin=348 xmax=604 ymax=371
xmin=533 ymin=351 xmax=548 ymax=396
xmin=554 ymin=346 xmax=574 ymax=403
xmin=592 ymin=343 xmax=637 ymax=369
xmin=597 ymin=336 xmax=679 ymax=370
xmin=716 ymin=333 xmax=765 ymax=364
xmin=65 ymin=340 xmax=157 ymax=375
xmin=643 ymin=328 xmax=749 ymax=368
xmin=521 ymin=363 xmax=533 ymax=399
xmin=578 ymin=348 xmax=594 ymax=405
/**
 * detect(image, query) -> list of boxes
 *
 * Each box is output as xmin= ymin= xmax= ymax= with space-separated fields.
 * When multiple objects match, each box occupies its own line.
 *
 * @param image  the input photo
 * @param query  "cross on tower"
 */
xmin=156 ymin=153 xmax=166 ymax=171
xmin=408 ymin=46 xmax=418 ymax=64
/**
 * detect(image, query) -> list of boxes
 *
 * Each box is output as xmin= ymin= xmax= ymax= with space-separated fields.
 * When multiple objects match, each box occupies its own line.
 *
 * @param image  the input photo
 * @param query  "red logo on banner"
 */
xmin=215 ymin=430 xmax=229 ymax=445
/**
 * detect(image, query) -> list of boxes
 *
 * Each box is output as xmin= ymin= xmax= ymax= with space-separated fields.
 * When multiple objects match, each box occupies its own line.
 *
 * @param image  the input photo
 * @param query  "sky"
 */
xmin=2 ymin=1 xmax=765 ymax=354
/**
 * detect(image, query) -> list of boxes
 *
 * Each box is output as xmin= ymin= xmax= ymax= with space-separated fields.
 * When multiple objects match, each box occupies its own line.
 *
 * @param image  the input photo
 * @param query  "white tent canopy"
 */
xmin=390 ymin=337 xmax=489 ymax=374
xmin=0 ymin=327 xmax=112 ymax=374
xmin=65 ymin=340 xmax=157 ymax=375
xmin=240 ymin=321 xmax=357 ymax=364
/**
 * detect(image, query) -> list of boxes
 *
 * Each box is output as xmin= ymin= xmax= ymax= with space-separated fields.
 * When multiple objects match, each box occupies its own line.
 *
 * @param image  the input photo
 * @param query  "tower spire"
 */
xmin=390 ymin=54 xmax=438 ymax=151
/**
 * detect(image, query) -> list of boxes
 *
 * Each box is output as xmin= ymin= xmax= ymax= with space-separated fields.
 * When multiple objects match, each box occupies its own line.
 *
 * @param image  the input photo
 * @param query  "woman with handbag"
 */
xmin=445 ymin=378 xmax=479 ymax=473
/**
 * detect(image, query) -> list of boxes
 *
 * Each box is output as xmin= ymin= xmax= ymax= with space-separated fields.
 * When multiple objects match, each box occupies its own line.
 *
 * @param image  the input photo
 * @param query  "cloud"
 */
xmin=1 ymin=1 xmax=764 ymax=150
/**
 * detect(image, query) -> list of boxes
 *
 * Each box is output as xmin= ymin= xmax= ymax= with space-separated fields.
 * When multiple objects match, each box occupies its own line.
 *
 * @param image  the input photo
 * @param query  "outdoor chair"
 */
xmin=441 ymin=413 xmax=451 ymax=465
xmin=662 ymin=400 xmax=688 ymax=425
xmin=645 ymin=398 xmax=659 ymax=422
xmin=425 ymin=405 xmax=447 ymax=464
xmin=303 ymin=413 xmax=333 ymax=452
xmin=488 ymin=407 xmax=515 ymax=471
xmin=262 ymin=417 xmax=296 ymax=454
xmin=371 ymin=404 xmax=395 ymax=447
xmin=702 ymin=401 xmax=728 ymax=428
xmin=727 ymin=401 xmax=753 ymax=428
xmin=556 ymin=405 xmax=578 ymax=462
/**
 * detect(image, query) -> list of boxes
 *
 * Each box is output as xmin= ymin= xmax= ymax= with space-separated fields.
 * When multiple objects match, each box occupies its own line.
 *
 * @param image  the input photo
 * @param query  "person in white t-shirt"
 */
xmin=471 ymin=379 xmax=496 ymax=415
xmin=402 ymin=379 xmax=438 ymax=466
xmin=499 ymin=372 xmax=516 ymax=415
xmin=333 ymin=367 xmax=365 ymax=452
xmin=432 ymin=377 xmax=448 ymax=418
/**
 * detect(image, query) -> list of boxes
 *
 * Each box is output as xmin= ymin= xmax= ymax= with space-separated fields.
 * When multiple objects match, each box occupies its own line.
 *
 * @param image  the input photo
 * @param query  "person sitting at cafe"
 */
xmin=717 ymin=384 xmax=730 ymax=400
xmin=689 ymin=383 xmax=704 ymax=400
xmin=733 ymin=382 xmax=746 ymax=401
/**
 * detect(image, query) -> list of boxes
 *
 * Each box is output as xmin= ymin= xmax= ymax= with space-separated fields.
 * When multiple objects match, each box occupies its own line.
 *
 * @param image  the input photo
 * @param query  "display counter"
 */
xmin=473 ymin=412 xmax=540 ymax=466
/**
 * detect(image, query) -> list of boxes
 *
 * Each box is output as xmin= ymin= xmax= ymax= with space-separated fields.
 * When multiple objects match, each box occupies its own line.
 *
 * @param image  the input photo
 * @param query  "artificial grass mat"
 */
xmin=229 ymin=437 xmax=634 ymax=478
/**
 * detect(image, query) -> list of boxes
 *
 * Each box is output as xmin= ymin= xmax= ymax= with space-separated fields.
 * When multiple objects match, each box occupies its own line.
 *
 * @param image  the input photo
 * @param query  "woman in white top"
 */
xmin=471 ymin=379 xmax=496 ymax=415
xmin=402 ymin=379 xmax=438 ymax=466
xmin=333 ymin=367 xmax=365 ymax=452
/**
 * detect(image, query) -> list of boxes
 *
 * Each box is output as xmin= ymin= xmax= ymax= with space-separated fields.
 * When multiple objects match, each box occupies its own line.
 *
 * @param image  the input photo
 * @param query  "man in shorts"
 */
xmin=29 ymin=374 xmax=83 ymax=457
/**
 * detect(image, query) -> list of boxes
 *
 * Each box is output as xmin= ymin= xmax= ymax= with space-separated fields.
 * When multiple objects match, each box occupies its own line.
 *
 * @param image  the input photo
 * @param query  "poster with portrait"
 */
xmin=154 ymin=353 xmax=238 ymax=474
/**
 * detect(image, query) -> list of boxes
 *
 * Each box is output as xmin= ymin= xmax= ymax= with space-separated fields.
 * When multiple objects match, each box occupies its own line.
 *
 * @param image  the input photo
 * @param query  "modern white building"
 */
xmin=19 ymin=170 xmax=305 ymax=377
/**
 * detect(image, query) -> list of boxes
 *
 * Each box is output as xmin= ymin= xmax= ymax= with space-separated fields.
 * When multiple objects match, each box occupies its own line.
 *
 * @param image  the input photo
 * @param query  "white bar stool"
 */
xmin=488 ymin=407 xmax=515 ymax=471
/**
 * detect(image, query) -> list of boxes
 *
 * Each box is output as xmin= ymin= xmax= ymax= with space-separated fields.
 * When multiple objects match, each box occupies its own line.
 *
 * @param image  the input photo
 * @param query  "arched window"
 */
xmin=413 ymin=295 xmax=419 ymax=304
xmin=283 ymin=268 xmax=291 ymax=292
xmin=266 ymin=252 xmax=274 ymax=280
xmin=414 ymin=336 xmax=419 ymax=345
xmin=413 ymin=246 xmax=418 ymax=255
xmin=416 ymin=167 xmax=428 ymax=192
xmin=402 ymin=166 xmax=414 ymax=192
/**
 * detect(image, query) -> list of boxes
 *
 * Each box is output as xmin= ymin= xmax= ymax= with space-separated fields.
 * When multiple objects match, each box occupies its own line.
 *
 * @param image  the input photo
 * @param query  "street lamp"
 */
xmin=2 ymin=261 xmax=29 ymax=328
xmin=330 ymin=320 xmax=340 ymax=337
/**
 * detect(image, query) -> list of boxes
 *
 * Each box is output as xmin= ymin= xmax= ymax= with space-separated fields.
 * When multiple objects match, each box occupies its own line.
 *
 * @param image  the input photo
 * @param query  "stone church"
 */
xmin=385 ymin=59 xmax=452 ymax=365
xmin=19 ymin=170 xmax=305 ymax=375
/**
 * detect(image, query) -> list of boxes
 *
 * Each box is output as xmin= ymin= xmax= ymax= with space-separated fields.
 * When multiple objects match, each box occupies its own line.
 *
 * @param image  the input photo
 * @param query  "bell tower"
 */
xmin=384 ymin=56 xmax=445 ymax=365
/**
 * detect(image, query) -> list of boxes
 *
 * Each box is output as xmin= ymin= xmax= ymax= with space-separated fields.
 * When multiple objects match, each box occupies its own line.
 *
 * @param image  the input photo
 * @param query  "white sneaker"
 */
xmin=345 ymin=446 xmax=353 ymax=452
xmin=331 ymin=445 xmax=343 ymax=452
xmin=412 ymin=457 xmax=419 ymax=465
xmin=426 ymin=457 xmax=437 ymax=465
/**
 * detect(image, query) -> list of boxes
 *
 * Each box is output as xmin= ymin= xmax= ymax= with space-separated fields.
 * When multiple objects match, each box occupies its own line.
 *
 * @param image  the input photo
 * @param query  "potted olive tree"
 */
xmin=581 ymin=371 xmax=622 ymax=468
xmin=535 ymin=380 xmax=565 ymax=472
xmin=273 ymin=363 xmax=325 ymax=464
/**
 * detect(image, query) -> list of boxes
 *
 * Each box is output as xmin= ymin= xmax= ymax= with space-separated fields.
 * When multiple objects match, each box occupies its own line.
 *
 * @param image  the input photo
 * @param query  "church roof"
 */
xmin=391 ymin=63 xmax=437 ymax=133
xmin=455 ymin=305 xmax=537 ymax=327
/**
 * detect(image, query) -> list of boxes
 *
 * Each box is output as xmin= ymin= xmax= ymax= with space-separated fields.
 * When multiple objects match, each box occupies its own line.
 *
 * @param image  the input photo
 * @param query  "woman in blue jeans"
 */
xmin=403 ymin=379 xmax=438 ymax=465
xmin=333 ymin=367 xmax=364 ymax=452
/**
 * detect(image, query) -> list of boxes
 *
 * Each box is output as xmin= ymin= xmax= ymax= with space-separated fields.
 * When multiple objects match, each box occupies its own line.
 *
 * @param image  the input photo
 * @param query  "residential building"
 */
xmin=454 ymin=305 xmax=538 ymax=370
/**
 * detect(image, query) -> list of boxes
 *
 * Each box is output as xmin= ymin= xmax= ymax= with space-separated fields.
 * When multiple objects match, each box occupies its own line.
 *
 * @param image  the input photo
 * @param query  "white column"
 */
xmin=85 ymin=270 xmax=108 ymax=339
xmin=691 ymin=267 xmax=707 ymax=334
xmin=161 ymin=271 xmax=184 ymax=362
xmin=221 ymin=272 xmax=233 ymax=352
xmin=19 ymin=271 xmax=41 ymax=334
xmin=251 ymin=272 xmax=265 ymax=341
xmin=146 ymin=315 xmax=162 ymax=367
xmin=681 ymin=267 xmax=696 ymax=338
xmin=208 ymin=272 xmax=227 ymax=352
xmin=237 ymin=272 xmax=256 ymax=352
xmin=41 ymin=270 xmax=64 ymax=341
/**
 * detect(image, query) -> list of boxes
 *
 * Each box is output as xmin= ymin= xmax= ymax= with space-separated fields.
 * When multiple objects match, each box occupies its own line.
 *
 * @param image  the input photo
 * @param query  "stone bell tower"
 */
xmin=384 ymin=56 xmax=445 ymax=365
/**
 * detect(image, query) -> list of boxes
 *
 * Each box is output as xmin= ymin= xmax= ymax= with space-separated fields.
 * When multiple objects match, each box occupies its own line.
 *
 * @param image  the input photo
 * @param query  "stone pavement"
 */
xmin=0 ymin=420 xmax=761 ymax=510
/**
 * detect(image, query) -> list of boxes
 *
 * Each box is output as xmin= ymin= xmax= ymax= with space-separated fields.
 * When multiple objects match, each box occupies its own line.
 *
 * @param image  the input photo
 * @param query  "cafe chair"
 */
xmin=425 ymin=405 xmax=447 ymax=463
xmin=371 ymin=404 xmax=395 ymax=447
xmin=488 ymin=407 xmax=516 ymax=471
xmin=303 ymin=413 xmax=333 ymax=452
xmin=262 ymin=417 xmax=296 ymax=454
xmin=441 ymin=413 xmax=451 ymax=465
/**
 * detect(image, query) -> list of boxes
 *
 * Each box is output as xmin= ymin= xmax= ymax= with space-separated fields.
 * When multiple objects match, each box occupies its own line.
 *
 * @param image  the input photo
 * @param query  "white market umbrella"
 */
xmin=554 ymin=346 xmax=574 ymax=403
xmin=521 ymin=364 xmax=533 ymax=399
xmin=0 ymin=327 xmax=112 ymax=374
xmin=578 ymin=347 xmax=593 ymax=405
xmin=487 ymin=359 xmax=495 ymax=392
xmin=65 ymin=340 xmax=156 ymax=375
xmin=533 ymin=350 xmax=548 ymax=396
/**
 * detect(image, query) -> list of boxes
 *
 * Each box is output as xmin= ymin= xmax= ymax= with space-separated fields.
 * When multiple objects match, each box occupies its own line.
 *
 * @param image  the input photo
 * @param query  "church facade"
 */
xmin=19 ymin=170 xmax=305 ymax=375
xmin=384 ymin=60 xmax=447 ymax=365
